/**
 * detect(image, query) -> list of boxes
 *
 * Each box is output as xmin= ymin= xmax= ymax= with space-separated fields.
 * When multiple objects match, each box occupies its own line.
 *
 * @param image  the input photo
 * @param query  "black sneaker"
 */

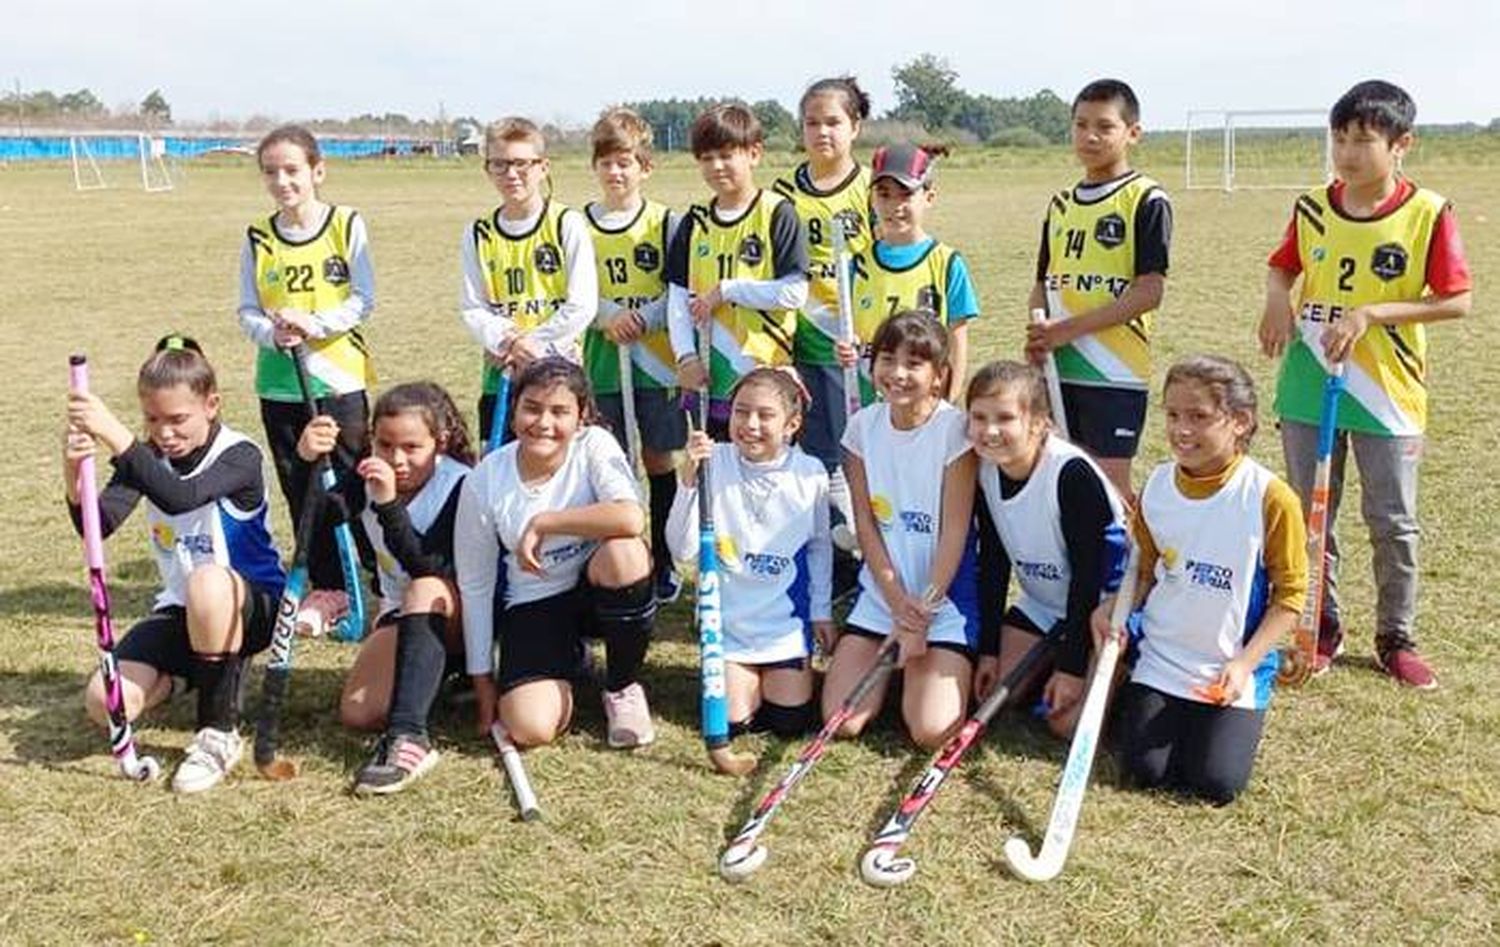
xmin=352 ymin=734 xmax=440 ymax=796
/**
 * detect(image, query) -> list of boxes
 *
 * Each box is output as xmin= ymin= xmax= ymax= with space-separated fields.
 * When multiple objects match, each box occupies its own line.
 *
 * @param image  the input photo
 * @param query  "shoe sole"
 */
xmin=607 ymin=732 xmax=656 ymax=749
xmin=353 ymin=748 xmax=441 ymax=796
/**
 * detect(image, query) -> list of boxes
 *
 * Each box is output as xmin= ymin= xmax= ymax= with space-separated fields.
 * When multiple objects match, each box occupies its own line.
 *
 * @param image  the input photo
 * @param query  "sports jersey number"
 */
xmin=716 ymin=253 xmax=735 ymax=280
xmin=504 ymin=267 xmax=526 ymax=294
xmin=1064 ymin=228 xmax=1087 ymax=260
xmin=886 ymin=295 xmax=902 ymax=317
xmin=604 ymin=257 xmax=629 ymax=285
xmin=1337 ymin=256 xmax=1356 ymax=293
xmin=284 ymin=264 xmax=315 ymax=293
xmin=808 ymin=217 xmax=823 ymax=246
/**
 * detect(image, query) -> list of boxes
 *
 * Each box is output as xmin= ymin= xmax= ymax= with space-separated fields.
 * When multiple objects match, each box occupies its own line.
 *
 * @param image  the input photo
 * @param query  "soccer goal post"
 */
xmin=70 ymin=136 xmax=107 ymax=191
xmin=68 ymin=133 xmax=176 ymax=193
xmin=1185 ymin=110 xmax=1332 ymax=192
xmin=139 ymin=134 xmax=174 ymax=192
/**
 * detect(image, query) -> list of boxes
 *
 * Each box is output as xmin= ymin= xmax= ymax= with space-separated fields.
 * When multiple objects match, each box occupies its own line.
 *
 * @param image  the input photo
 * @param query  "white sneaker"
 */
xmin=172 ymin=727 xmax=242 ymax=794
xmin=602 ymin=682 xmax=656 ymax=749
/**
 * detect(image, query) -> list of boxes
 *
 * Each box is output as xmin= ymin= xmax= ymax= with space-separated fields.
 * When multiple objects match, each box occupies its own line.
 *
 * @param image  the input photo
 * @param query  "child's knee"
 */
xmin=402 ymin=576 xmax=455 ymax=615
xmin=588 ymin=538 xmax=652 ymax=588
xmin=186 ymin=564 xmax=237 ymax=606
xmin=907 ymin=718 xmax=958 ymax=751
xmin=82 ymin=677 xmax=110 ymax=727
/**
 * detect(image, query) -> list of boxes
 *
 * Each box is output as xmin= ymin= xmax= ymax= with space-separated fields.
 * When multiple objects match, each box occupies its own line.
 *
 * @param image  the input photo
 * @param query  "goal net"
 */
xmin=68 ymin=133 xmax=177 ymax=192
xmin=1185 ymin=110 xmax=1332 ymax=192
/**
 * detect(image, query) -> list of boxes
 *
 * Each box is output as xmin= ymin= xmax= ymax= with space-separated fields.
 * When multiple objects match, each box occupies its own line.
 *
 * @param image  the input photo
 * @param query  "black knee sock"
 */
xmin=752 ymin=699 xmax=818 ymax=738
xmin=648 ymin=473 xmax=676 ymax=578
xmin=192 ymin=652 xmax=242 ymax=732
xmin=595 ymin=579 xmax=656 ymax=692
xmin=387 ymin=613 xmax=449 ymax=739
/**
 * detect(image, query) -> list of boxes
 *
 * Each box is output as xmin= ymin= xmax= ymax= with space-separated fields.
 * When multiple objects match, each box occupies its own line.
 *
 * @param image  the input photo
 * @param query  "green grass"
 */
xmin=0 ymin=149 xmax=1497 ymax=944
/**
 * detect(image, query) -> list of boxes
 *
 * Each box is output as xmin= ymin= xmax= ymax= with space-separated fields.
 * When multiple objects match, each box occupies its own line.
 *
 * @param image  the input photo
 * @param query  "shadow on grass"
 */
xmin=0 ymin=580 xmax=158 ymax=621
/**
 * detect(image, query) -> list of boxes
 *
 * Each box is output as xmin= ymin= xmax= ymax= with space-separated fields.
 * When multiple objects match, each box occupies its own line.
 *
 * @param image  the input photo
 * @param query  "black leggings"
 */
xmin=261 ymin=392 xmax=371 ymax=590
xmin=1113 ymin=681 xmax=1266 ymax=806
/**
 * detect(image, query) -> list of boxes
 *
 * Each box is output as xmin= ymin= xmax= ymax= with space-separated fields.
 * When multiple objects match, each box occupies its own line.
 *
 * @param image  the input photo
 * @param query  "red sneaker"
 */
xmin=1310 ymin=627 xmax=1344 ymax=677
xmin=1379 ymin=647 xmax=1438 ymax=691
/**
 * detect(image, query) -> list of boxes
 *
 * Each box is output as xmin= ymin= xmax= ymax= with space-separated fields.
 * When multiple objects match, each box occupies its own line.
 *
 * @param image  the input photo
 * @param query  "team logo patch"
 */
xmin=870 ymin=494 xmax=894 ymax=527
xmin=1370 ymin=242 xmax=1408 ymax=281
xmin=716 ymin=535 xmax=742 ymax=571
xmin=151 ymin=522 xmax=175 ymax=552
xmin=633 ymin=243 xmax=661 ymax=273
xmin=696 ymin=242 xmax=711 ymax=258
xmin=915 ymin=285 xmax=940 ymax=314
xmin=1311 ymin=246 xmax=1327 ymax=263
xmin=738 ymin=235 xmax=764 ymax=267
xmin=833 ymin=209 xmax=864 ymax=240
xmin=323 ymin=255 xmax=350 ymax=285
xmin=1094 ymin=213 xmax=1127 ymax=249
xmin=534 ymin=243 xmax=562 ymax=275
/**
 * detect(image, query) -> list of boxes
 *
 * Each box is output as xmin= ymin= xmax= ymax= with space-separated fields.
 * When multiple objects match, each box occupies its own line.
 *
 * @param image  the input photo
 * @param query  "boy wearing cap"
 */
xmin=841 ymin=142 xmax=980 ymax=389
xmin=1025 ymin=78 xmax=1172 ymax=499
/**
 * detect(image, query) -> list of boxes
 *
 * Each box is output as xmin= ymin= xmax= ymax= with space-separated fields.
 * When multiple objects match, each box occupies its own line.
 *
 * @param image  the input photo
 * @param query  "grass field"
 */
xmin=0 ymin=145 xmax=1496 ymax=945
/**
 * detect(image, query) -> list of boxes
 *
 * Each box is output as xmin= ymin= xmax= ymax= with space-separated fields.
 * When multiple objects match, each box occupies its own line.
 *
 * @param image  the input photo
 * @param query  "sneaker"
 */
xmin=352 ymin=733 xmax=440 ymax=795
xmin=602 ymin=682 xmax=656 ymax=748
xmin=295 ymin=589 xmax=349 ymax=638
xmin=172 ymin=727 xmax=242 ymax=794
xmin=654 ymin=569 xmax=682 ymax=605
xmin=1310 ymin=627 xmax=1345 ymax=677
xmin=1379 ymin=647 xmax=1438 ymax=691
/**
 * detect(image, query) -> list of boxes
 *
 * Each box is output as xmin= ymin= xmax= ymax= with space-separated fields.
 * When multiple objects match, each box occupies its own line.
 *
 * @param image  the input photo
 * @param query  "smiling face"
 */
xmin=871 ymin=177 xmax=933 ymax=244
xmin=729 ymin=379 xmax=800 ymax=463
xmin=801 ymin=92 xmax=859 ymax=169
xmin=139 ymin=383 xmax=219 ymax=459
xmin=259 ymin=140 xmax=325 ymax=212
xmin=512 ymin=379 xmax=583 ymax=469
xmin=695 ymin=144 xmax=760 ymax=203
xmin=372 ymin=410 xmax=441 ymax=498
xmin=966 ymin=385 xmax=1047 ymax=476
xmin=872 ymin=342 xmax=943 ymax=414
xmin=486 ymin=138 xmax=549 ymax=212
xmin=1071 ymin=98 xmax=1140 ymax=180
xmin=1162 ymin=379 xmax=1250 ymax=476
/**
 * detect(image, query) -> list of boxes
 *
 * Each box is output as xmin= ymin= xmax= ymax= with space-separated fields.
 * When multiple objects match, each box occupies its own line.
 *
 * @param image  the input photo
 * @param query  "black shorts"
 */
xmin=496 ymin=583 xmax=596 ymax=693
xmin=1059 ymin=383 xmax=1147 ymax=459
xmin=115 ymin=586 xmax=279 ymax=682
xmin=596 ymin=388 xmax=688 ymax=455
xmin=844 ymin=624 xmax=976 ymax=662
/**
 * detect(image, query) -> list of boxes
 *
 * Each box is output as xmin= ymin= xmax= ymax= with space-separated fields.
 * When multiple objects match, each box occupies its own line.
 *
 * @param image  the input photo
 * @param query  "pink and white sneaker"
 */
xmin=295 ymin=589 xmax=349 ymax=638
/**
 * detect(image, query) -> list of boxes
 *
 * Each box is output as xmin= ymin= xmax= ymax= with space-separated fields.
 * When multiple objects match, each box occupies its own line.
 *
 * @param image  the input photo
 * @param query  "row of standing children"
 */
xmin=64 ymin=76 xmax=1470 ymax=803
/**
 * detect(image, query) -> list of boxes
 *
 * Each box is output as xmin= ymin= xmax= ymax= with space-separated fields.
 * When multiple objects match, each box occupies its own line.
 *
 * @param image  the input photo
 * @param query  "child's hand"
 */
xmin=972 ymin=654 xmax=1000 ymax=700
xmin=1042 ymin=670 xmax=1086 ymax=721
xmin=357 ymin=456 xmax=397 ymax=504
xmin=891 ymin=589 xmax=935 ymax=638
xmin=812 ymin=620 xmax=838 ymax=657
xmin=1090 ymin=599 xmax=1118 ymax=653
xmin=66 ymin=391 xmax=133 ymax=456
xmin=1321 ymin=307 xmax=1370 ymax=363
xmin=473 ymin=676 xmax=498 ymax=736
xmin=516 ymin=519 xmax=546 ymax=576
xmin=678 ymin=430 xmax=712 ymax=485
xmin=296 ymin=415 xmax=340 ymax=463
xmin=893 ymin=628 xmax=927 ymax=667
xmin=1024 ymin=318 xmax=1067 ymax=364
xmin=604 ymin=311 xmax=647 ymax=345
xmin=834 ymin=339 xmax=860 ymax=368
xmin=676 ymin=356 xmax=708 ymax=392
xmin=1257 ymin=302 xmax=1296 ymax=358
xmin=509 ymin=333 xmax=549 ymax=371
xmin=62 ymin=428 xmax=96 ymax=503
xmin=272 ymin=309 xmax=311 ymax=348
xmin=688 ymin=285 xmax=723 ymax=326
xmin=1195 ymin=657 xmax=1252 ymax=706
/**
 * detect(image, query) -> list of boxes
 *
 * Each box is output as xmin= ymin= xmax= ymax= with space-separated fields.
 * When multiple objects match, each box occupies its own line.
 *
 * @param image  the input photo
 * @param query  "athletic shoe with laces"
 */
xmin=172 ymin=727 xmax=242 ymax=794
xmin=353 ymin=733 xmax=440 ymax=795
xmin=654 ymin=569 xmax=682 ymax=605
xmin=1379 ymin=647 xmax=1438 ymax=691
xmin=295 ymin=589 xmax=349 ymax=638
xmin=1310 ymin=626 xmax=1345 ymax=677
xmin=602 ymin=682 xmax=656 ymax=748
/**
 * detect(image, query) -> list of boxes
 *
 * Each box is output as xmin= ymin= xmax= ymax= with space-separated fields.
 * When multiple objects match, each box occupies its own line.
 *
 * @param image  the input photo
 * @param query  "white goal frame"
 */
xmin=68 ymin=132 xmax=176 ymax=192
xmin=1185 ymin=109 xmax=1333 ymax=192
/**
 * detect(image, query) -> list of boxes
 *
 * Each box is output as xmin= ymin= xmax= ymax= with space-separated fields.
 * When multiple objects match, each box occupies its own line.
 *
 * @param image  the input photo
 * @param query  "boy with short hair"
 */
xmin=1258 ymin=79 xmax=1472 ymax=690
xmin=667 ymin=103 xmax=809 ymax=439
xmin=582 ymin=107 xmax=687 ymax=602
xmin=1026 ymin=78 xmax=1172 ymax=499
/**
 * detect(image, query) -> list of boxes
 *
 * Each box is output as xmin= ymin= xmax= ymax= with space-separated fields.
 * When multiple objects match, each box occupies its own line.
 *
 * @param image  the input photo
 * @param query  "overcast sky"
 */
xmin=5 ymin=0 xmax=1497 ymax=128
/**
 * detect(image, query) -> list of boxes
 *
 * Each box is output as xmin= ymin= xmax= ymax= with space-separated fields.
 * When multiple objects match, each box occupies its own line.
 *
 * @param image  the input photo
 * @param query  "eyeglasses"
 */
xmin=485 ymin=157 xmax=546 ymax=174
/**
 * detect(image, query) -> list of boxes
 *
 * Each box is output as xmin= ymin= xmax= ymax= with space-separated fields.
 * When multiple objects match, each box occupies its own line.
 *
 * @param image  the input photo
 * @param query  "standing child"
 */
xmin=823 ymin=311 xmax=979 ymax=749
xmin=65 ymin=336 xmax=286 ymax=794
xmin=581 ymin=107 xmax=688 ymax=602
xmin=666 ymin=368 xmax=833 ymax=737
xmin=297 ymin=383 xmax=474 ymax=794
xmin=454 ymin=358 xmax=657 ymax=749
xmin=965 ymin=361 xmax=1125 ymax=740
xmin=1258 ymin=80 xmax=1472 ymax=689
xmin=1100 ymin=356 xmax=1306 ymax=805
xmin=1025 ymin=79 xmax=1172 ymax=499
xmin=459 ymin=118 xmax=598 ymax=438
xmin=666 ymin=103 xmax=809 ymax=440
xmin=237 ymin=124 xmax=375 ymax=633
xmin=845 ymin=143 xmax=981 ymax=389
xmin=775 ymin=76 xmax=873 ymax=481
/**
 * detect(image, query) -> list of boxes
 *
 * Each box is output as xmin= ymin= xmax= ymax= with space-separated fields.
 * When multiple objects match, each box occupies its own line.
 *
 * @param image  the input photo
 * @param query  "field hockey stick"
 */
xmin=719 ymin=632 xmax=904 ymax=882
xmin=68 ymin=355 xmax=163 ymax=783
xmin=290 ymin=345 xmax=366 ymax=643
xmin=693 ymin=310 xmax=755 ymax=777
xmin=832 ymin=224 xmax=863 ymax=422
xmin=1003 ymin=531 xmax=1138 ymax=882
xmin=617 ymin=342 xmax=644 ymax=479
xmin=1030 ymin=308 xmax=1070 ymax=439
xmin=859 ymin=619 xmax=1068 ymax=887
xmin=484 ymin=369 xmax=512 ymax=457
xmin=1278 ymin=359 xmax=1345 ymax=686
xmin=489 ymin=722 xmax=541 ymax=822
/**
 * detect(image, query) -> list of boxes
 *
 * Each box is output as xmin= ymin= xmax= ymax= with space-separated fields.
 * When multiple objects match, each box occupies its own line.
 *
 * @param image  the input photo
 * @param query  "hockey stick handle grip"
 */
xmin=491 ymin=723 xmax=541 ymax=819
xmin=254 ymin=666 xmax=289 ymax=766
xmin=69 ymin=356 xmax=108 ymax=571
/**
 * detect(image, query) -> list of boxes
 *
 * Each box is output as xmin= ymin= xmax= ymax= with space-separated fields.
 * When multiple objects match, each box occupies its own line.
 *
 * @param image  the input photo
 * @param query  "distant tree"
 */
xmin=889 ymin=54 xmax=965 ymax=130
xmin=140 ymin=89 xmax=172 ymax=126
xmin=751 ymin=98 xmax=797 ymax=143
xmin=59 ymin=88 xmax=105 ymax=117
